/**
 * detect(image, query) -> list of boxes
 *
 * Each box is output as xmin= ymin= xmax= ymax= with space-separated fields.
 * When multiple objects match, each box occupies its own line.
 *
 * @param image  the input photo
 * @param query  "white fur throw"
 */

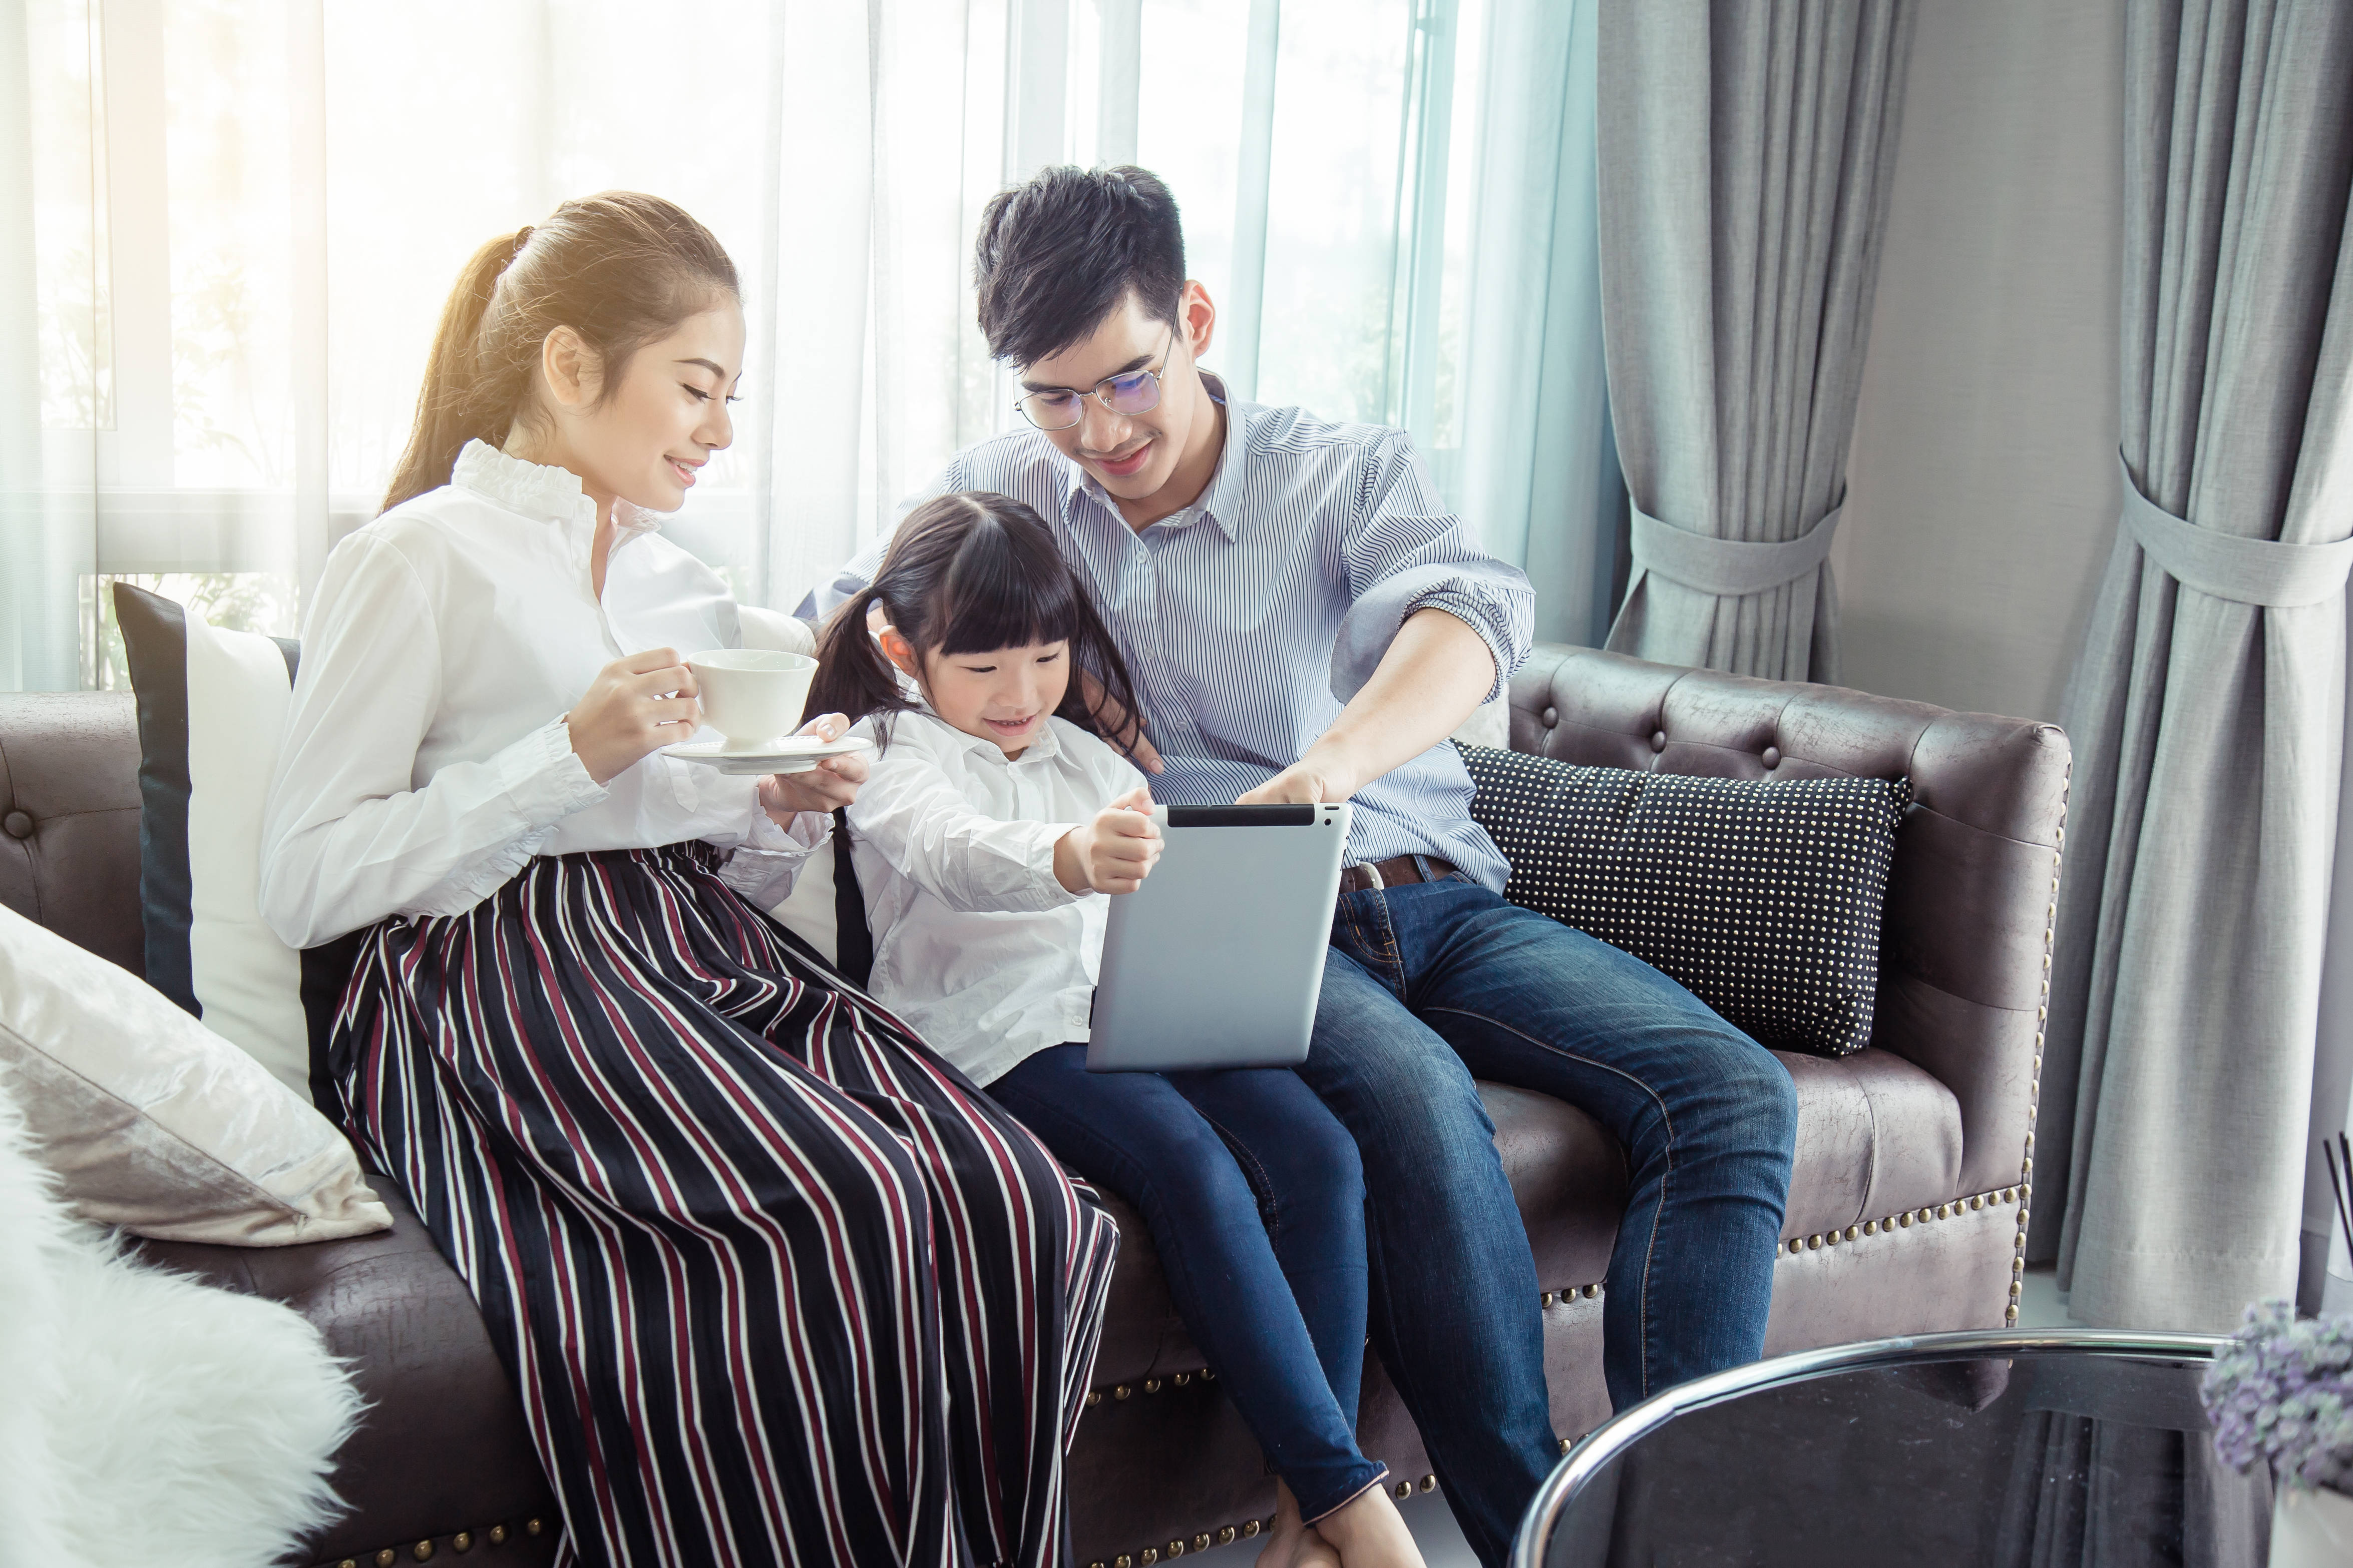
xmin=0 ymin=1067 xmax=361 ymax=1568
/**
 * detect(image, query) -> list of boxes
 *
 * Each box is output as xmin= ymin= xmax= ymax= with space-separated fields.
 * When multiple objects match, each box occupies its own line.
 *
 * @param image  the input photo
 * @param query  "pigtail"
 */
xmin=1054 ymin=582 xmax=1147 ymax=754
xmin=804 ymin=586 xmax=916 ymax=749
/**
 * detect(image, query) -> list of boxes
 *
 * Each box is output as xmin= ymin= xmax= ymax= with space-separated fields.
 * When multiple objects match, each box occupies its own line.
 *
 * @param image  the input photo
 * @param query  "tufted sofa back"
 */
xmin=1 ymin=654 xmax=2070 ymax=1199
xmin=1505 ymin=647 xmax=2070 ymax=1197
xmin=0 ymin=691 xmax=145 ymax=976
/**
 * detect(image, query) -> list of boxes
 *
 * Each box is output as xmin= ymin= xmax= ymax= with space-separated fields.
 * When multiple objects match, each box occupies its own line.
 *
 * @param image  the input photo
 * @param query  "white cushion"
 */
xmin=184 ymin=608 xmax=309 ymax=1098
xmin=0 ymin=901 xmax=390 ymax=1246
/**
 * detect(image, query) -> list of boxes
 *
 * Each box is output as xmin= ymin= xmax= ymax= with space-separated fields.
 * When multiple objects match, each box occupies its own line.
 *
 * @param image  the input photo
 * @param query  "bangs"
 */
xmin=928 ymin=520 xmax=1083 ymax=655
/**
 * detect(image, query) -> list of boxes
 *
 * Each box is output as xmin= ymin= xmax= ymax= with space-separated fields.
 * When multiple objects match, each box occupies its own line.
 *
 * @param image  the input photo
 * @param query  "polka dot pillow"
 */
xmin=1460 ymin=745 xmax=1911 ymax=1058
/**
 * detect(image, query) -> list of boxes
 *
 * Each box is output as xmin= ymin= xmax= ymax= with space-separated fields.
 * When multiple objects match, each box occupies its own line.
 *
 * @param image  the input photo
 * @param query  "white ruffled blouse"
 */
xmin=260 ymin=441 xmax=820 ymax=949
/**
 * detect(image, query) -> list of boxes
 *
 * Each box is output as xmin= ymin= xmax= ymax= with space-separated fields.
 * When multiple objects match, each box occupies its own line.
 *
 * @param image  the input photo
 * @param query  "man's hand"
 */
xmin=757 ymin=713 xmax=868 ymax=820
xmin=1237 ymin=748 xmax=1363 ymax=806
xmin=1053 ymin=786 xmax=1162 ymax=893
xmin=1239 ymin=608 xmax=1495 ymax=805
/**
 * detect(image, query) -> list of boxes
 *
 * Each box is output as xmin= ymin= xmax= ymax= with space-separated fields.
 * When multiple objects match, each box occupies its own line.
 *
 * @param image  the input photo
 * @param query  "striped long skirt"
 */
xmin=333 ymin=844 xmax=1119 ymax=1568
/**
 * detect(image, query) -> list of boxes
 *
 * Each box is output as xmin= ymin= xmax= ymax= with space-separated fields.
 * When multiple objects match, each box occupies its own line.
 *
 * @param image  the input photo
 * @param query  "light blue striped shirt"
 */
xmin=803 ymin=378 xmax=1534 ymax=891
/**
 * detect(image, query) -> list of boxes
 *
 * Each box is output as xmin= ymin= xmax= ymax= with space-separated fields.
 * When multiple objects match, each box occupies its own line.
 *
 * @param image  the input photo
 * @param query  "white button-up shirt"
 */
xmin=846 ymin=708 xmax=1146 ymax=1088
xmin=260 ymin=441 xmax=818 ymax=949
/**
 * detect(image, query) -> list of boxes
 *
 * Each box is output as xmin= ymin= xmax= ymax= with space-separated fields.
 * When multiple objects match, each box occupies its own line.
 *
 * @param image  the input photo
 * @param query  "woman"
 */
xmin=259 ymin=192 xmax=1117 ymax=1567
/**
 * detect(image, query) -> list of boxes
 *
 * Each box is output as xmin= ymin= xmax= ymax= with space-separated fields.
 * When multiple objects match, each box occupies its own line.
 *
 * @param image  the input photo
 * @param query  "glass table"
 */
xmin=1513 ymin=1329 xmax=2268 ymax=1568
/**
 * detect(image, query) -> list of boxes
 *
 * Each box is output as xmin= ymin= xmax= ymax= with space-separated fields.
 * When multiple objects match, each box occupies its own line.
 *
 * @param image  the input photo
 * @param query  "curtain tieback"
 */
xmin=2117 ymin=452 xmax=2353 ymax=608
xmin=1628 ymin=502 xmax=1842 ymax=597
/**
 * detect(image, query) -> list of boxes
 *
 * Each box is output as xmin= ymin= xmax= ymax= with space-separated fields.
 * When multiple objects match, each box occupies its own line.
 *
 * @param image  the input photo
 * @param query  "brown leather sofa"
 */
xmin=0 ymin=646 xmax=2067 ymax=1568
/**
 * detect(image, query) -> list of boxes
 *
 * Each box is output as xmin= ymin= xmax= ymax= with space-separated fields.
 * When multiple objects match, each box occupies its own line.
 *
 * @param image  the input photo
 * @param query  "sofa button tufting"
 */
xmin=1541 ymin=706 xmax=1557 ymax=727
xmin=1649 ymin=730 xmax=1666 ymax=752
xmin=1761 ymin=746 xmax=1780 ymax=769
xmin=2 ymin=810 xmax=31 ymax=840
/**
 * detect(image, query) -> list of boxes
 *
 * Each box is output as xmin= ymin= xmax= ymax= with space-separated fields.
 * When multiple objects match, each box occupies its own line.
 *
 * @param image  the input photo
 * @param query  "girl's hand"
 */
xmin=568 ymin=648 xmax=699 ymax=785
xmin=758 ymin=713 xmax=867 ymax=821
xmin=1054 ymin=785 xmax=1161 ymax=894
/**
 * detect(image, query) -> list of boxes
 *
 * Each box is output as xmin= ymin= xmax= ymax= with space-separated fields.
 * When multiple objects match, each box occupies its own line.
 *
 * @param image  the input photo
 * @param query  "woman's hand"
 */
xmin=757 ymin=713 xmax=867 ymax=821
xmin=568 ymin=648 xmax=699 ymax=785
xmin=1053 ymin=786 xmax=1162 ymax=894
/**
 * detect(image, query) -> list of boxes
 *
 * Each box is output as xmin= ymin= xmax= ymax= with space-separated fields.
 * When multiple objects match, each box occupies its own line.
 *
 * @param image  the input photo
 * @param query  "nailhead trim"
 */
xmin=1088 ymin=1365 xmax=1216 ymax=1403
xmin=1093 ymin=1516 xmax=1279 ymax=1568
xmin=2007 ymin=761 xmax=2068 ymax=1332
xmin=317 ymin=1518 xmax=547 ymax=1568
xmin=1538 ymin=1282 xmax=1605 ymax=1305
xmin=1776 ymin=1185 xmax=2029 ymax=1261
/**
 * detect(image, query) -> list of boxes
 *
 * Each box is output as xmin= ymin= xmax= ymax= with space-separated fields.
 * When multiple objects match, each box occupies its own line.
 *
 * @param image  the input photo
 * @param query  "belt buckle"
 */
xmin=1350 ymin=861 xmax=1385 ymax=892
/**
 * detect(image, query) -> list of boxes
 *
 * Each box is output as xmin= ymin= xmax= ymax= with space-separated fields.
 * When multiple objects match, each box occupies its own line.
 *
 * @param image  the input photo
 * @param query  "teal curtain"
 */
xmin=1452 ymin=0 xmax=1623 ymax=647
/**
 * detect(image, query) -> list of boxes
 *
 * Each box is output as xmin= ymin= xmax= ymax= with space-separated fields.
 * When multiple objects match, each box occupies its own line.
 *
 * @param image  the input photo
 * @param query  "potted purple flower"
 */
xmin=2200 ymin=1136 xmax=2353 ymax=1564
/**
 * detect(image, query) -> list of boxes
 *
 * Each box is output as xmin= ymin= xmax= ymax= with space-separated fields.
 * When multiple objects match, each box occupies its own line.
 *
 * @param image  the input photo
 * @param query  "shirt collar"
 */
xmin=1058 ymin=370 xmax=1248 ymax=542
xmin=451 ymin=439 xmax=666 ymax=537
xmin=905 ymin=701 xmax=1066 ymax=767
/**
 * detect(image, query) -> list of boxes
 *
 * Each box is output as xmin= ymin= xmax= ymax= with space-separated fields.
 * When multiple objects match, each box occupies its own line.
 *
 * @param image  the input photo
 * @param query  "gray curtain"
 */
xmin=1595 ymin=0 xmax=1915 ymax=683
xmin=2039 ymin=0 xmax=2353 ymax=1331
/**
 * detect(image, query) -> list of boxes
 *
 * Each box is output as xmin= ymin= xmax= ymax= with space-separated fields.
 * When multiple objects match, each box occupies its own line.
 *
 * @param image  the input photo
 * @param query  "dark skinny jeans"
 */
xmin=989 ymin=1046 xmax=1387 ymax=1520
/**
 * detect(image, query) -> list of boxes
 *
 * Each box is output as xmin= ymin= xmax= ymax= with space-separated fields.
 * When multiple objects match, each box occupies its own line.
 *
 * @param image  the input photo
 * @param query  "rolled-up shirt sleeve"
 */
xmin=259 ymin=533 xmax=609 ymax=949
xmin=1329 ymin=431 xmax=1534 ymax=704
xmin=845 ymin=720 xmax=1083 ymax=916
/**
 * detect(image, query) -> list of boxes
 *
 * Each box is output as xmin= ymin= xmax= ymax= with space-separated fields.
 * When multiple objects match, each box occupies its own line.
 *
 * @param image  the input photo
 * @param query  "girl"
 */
xmin=259 ymin=194 xmax=1116 ymax=1568
xmin=810 ymin=492 xmax=1428 ymax=1568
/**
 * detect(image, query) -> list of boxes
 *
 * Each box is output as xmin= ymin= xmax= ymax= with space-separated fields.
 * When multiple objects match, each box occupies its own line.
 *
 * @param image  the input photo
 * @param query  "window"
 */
xmin=7 ymin=0 xmax=1563 ymax=692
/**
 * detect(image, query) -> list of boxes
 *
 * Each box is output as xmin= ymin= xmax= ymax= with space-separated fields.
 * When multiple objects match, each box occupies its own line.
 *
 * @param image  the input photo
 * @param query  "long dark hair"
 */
xmin=806 ymin=491 xmax=1145 ymax=753
xmin=382 ymin=192 xmax=739 ymax=513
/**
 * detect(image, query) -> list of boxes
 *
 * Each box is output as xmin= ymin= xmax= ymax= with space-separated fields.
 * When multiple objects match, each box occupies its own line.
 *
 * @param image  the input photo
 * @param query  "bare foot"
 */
xmin=1312 ymin=1482 xmax=1427 ymax=1568
xmin=1256 ymin=1482 xmax=1322 ymax=1568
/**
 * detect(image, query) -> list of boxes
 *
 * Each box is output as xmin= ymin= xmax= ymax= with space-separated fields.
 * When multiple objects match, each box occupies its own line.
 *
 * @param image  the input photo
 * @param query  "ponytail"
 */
xmin=804 ymin=586 xmax=919 ymax=749
xmin=381 ymin=228 xmax=531 ymax=513
xmin=379 ymin=195 xmax=739 ymax=514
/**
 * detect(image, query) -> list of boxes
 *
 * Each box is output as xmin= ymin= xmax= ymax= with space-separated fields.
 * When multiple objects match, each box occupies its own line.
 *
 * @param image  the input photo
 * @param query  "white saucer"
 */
xmin=661 ymin=735 xmax=874 ymax=775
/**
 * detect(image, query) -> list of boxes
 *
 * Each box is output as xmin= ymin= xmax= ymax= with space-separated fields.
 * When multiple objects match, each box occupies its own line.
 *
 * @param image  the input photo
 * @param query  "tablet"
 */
xmin=1085 ymin=801 xmax=1352 ymax=1073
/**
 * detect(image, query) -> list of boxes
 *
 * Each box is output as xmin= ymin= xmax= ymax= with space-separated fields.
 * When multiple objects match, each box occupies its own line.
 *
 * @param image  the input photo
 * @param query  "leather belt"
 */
xmin=1338 ymin=855 xmax=1456 ymax=896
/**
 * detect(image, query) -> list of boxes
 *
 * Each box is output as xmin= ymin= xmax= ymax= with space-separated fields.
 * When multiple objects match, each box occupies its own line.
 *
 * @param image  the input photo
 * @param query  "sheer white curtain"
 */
xmin=2 ymin=0 xmax=1610 ymax=694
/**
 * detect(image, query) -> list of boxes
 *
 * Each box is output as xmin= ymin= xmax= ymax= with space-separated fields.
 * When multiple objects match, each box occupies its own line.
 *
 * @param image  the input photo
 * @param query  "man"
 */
xmin=809 ymin=165 xmax=1798 ymax=1566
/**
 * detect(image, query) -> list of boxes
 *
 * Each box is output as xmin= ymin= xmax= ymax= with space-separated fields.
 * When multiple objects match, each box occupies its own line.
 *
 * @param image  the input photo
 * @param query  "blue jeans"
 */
xmin=1304 ymin=869 xmax=1798 ymax=1565
xmin=988 ymin=1046 xmax=1388 ymax=1521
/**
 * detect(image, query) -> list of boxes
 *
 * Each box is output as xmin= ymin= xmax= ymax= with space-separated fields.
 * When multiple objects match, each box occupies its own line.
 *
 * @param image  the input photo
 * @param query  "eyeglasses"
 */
xmin=1012 ymin=330 xmax=1176 ymax=431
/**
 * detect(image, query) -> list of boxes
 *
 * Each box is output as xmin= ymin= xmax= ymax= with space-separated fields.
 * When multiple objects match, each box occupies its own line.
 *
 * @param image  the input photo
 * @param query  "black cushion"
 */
xmin=1460 ymin=743 xmax=1909 ymax=1057
xmin=111 ymin=584 xmax=359 ymax=1115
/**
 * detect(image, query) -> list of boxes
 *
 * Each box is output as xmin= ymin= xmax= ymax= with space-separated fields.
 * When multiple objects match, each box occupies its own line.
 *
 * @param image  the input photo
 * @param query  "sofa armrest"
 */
xmin=1504 ymin=646 xmax=2068 ymax=1199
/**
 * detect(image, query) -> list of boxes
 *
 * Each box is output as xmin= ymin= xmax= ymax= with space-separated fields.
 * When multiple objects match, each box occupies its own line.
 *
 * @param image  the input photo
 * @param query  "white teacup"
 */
xmin=687 ymin=649 xmax=818 ymax=752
